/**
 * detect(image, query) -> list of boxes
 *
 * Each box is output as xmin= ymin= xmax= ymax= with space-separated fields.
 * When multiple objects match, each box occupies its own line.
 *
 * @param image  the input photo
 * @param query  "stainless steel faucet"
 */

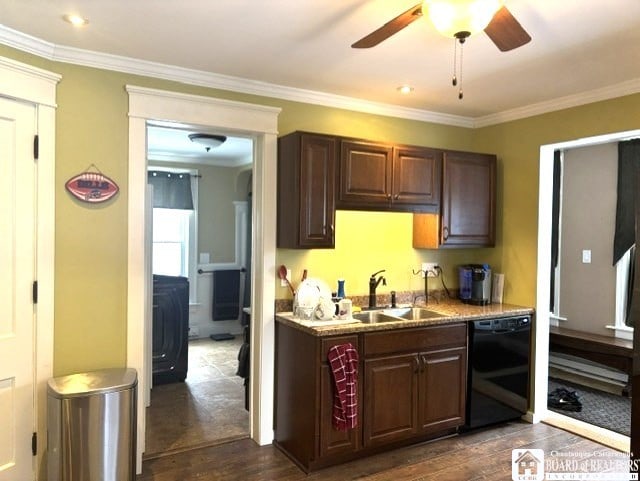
xmin=368 ymin=270 xmax=386 ymax=309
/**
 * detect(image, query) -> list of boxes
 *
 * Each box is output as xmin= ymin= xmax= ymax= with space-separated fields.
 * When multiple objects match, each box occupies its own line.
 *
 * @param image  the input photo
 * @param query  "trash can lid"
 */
xmin=47 ymin=368 xmax=137 ymax=398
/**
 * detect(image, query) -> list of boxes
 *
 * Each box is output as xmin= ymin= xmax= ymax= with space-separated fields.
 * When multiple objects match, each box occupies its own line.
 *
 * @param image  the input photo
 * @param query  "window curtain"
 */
xmin=549 ymin=150 xmax=562 ymax=312
xmin=613 ymin=139 xmax=640 ymax=327
xmin=148 ymin=171 xmax=194 ymax=210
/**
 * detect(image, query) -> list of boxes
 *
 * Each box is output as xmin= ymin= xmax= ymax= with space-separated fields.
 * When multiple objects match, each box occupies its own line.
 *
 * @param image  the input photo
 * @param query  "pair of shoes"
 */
xmin=548 ymin=387 xmax=582 ymax=412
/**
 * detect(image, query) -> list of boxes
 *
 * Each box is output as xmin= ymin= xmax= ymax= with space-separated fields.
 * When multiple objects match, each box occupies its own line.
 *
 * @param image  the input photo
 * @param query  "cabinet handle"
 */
xmin=414 ymin=356 xmax=420 ymax=374
xmin=420 ymin=355 xmax=427 ymax=373
xmin=387 ymin=194 xmax=392 ymax=200
xmin=443 ymin=226 xmax=449 ymax=240
xmin=394 ymin=194 xmax=399 ymax=200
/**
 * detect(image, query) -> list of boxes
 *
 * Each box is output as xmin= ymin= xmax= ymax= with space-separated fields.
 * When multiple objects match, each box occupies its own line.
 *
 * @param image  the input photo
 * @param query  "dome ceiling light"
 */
xmin=188 ymin=133 xmax=227 ymax=152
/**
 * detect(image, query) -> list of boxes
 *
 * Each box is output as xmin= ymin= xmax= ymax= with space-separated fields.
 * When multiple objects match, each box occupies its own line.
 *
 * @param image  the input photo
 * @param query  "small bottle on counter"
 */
xmin=337 ymin=279 xmax=346 ymax=299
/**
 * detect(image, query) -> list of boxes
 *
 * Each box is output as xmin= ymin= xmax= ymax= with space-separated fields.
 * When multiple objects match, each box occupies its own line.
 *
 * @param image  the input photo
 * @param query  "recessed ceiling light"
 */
xmin=63 ymin=14 xmax=89 ymax=27
xmin=397 ymin=85 xmax=414 ymax=94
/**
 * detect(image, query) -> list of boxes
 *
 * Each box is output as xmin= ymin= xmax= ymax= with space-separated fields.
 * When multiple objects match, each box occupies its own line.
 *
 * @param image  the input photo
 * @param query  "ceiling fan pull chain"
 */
xmin=458 ymin=39 xmax=464 ymax=100
xmin=452 ymin=37 xmax=458 ymax=87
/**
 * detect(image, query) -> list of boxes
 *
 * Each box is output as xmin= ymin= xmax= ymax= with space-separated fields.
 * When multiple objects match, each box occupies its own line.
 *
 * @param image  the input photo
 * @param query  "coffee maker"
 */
xmin=459 ymin=264 xmax=491 ymax=305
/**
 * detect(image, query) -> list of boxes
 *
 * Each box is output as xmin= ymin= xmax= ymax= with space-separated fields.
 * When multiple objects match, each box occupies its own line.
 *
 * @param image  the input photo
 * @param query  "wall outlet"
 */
xmin=422 ymin=262 xmax=438 ymax=277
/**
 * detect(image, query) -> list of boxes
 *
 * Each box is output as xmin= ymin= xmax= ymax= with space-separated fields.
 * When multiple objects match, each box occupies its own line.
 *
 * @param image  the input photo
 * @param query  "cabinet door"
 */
xmin=298 ymin=134 xmax=337 ymax=247
xmin=319 ymin=365 xmax=360 ymax=457
xmin=363 ymin=354 xmax=419 ymax=447
xmin=338 ymin=140 xmax=392 ymax=207
xmin=277 ymin=132 xmax=336 ymax=248
xmin=392 ymin=146 xmax=441 ymax=211
xmin=440 ymin=151 xmax=496 ymax=247
xmin=418 ymin=347 xmax=467 ymax=433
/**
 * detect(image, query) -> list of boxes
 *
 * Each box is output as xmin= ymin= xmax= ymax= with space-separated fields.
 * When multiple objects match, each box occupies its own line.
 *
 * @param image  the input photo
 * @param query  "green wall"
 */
xmin=472 ymin=94 xmax=640 ymax=306
xmin=2 ymin=43 xmax=638 ymax=375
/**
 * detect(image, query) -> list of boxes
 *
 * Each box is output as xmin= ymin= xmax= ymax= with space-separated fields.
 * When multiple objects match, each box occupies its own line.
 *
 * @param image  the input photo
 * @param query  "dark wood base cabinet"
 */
xmin=274 ymin=322 xmax=467 ymax=472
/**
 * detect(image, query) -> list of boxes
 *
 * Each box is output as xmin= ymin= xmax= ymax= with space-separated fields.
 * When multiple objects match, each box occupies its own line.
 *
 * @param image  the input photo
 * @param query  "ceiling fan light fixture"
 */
xmin=423 ymin=0 xmax=503 ymax=38
xmin=63 ymin=14 xmax=89 ymax=27
xmin=397 ymin=85 xmax=414 ymax=94
xmin=188 ymin=133 xmax=227 ymax=152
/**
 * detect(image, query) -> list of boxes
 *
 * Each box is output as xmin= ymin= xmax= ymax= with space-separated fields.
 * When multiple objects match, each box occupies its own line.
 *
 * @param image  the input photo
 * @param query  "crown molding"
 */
xmin=1 ymin=24 xmax=638 ymax=130
xmin=473 ymin=78 xmax=640 ymax=128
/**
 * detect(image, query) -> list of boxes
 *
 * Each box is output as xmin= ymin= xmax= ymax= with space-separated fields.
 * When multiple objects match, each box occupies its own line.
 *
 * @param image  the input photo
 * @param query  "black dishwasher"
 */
xmin=464 ymin=315 xmax=531 ymax=430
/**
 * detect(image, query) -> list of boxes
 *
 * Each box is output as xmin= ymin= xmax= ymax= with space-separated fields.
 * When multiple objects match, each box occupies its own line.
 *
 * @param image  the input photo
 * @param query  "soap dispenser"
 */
xmin=337 ymin=279 xmax=346 ymax=299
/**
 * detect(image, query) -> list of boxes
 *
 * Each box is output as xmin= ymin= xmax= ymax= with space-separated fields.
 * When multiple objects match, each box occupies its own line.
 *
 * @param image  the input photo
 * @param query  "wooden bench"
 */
xmin=548 ymin=325 xmax=633 ymax=396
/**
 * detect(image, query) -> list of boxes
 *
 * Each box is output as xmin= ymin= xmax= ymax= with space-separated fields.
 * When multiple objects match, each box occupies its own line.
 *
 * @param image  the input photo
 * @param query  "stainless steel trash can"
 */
xmin=47 ymin=368 xmax=137 ymax=481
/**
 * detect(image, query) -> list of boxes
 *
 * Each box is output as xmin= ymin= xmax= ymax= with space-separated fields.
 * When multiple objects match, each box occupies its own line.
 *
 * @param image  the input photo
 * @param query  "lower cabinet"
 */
xmin=363 ymin=354 xmax=419 ymax=447
xmin=274 ymin=321 xmax=467 ymax=472
xmin=363 ymin=325 xmax=467 ymax=448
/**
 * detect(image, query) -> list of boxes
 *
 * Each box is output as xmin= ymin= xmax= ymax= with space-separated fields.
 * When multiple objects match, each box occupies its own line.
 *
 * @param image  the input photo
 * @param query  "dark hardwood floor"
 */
xmin=137 ymin=421 xmax=623 ymax=480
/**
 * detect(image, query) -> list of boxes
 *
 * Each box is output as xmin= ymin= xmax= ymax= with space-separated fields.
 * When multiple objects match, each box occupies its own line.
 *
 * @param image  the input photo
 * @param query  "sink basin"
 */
xmin=352 ymin=307 xmax=445 ymax=323
xmin=382 ymin=307 xmax=446 ymax=321
xmin=352 ymin=310 xmax=400 ymax=324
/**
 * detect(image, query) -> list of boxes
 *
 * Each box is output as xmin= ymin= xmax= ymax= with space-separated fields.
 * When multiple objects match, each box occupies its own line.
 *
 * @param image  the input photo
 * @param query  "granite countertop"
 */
xmin=275 ymin=300 xmax=535 ymax=337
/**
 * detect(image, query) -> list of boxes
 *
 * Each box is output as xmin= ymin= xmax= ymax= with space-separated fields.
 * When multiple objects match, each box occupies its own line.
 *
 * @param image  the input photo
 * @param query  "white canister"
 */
xmin=337 ymin=299 xmax=352 ymax=320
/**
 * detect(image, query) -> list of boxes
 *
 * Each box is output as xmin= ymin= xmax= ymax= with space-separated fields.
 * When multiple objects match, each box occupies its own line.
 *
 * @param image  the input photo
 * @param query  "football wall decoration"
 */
xmin=65 ymin=167 xmax=119 ymax=203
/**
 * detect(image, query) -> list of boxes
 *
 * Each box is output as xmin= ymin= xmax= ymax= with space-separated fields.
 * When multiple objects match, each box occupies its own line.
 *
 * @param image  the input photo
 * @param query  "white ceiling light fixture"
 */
xmin=397 ymin=85 xmax=415 ymax=94
xmin=63 ymin=14 xmax=89 ymax=27
xmin=423 ymin=0 xmax=503 ymax=38
xmin=188 ymin=133 xmax=227 ymax=152
xmin=424 ymin=0 xmax=504 ymax=100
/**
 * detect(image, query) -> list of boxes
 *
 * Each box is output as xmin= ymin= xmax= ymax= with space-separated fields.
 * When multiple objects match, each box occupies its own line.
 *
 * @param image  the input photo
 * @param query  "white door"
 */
xmin=0 ymin=97 xmax=37 ymax=481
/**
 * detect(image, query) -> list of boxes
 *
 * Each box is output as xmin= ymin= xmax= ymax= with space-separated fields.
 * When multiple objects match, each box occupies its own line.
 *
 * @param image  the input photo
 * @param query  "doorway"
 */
xmin=535 ymin=129 xmax=640 ymax=452
xmin=126 ymin=86 xmax=280 ymax=471
xmin=143 ymin=125 xmax=254 ymax=457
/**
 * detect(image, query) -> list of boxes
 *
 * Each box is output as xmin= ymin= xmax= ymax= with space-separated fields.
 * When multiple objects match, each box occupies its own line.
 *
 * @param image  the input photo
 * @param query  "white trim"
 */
xmin=474 ymin=79 xmax=640 ymax=128
xmin=127 ymin=86 xmax=280 ymax=472
xmin=0 ymin=55 xmax=59 ymax=480
xmin=536 ymin=128 xmax=640 ymax=437
xmin=2 ymin=24 xmax=639 ymax=128
xmin=544 ymin=411 xmax=630 ymax=453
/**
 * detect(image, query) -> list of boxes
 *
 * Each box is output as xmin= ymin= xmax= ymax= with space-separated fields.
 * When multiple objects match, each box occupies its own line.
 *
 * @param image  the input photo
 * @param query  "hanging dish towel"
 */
xmin=327 ymin=343 xmax=359 ymax=431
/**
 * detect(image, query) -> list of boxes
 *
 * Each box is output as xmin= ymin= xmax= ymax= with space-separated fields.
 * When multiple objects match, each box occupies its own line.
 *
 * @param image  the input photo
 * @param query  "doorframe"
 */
xmin=126 ymin=86 xmax=280 ymax=472
xmin=0 ymin=56 xmax=59 ymax=479
xmin=535 ymin=129 xmax=640 ymax=433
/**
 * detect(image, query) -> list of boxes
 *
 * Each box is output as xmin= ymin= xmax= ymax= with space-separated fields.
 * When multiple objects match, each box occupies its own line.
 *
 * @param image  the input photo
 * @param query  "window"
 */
xmin=149 ymin=167 xmax=198 ymax=303
xmin=612 ymin=247 xmax=633 ymax=340
xmin=152 ymin=208 xmax=191 ymax=277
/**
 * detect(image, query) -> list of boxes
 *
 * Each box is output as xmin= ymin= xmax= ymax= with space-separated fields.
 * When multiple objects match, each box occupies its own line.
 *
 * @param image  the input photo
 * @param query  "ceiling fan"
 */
xmin=352 ymin=0 xmax=531 ymax=51
xmin=352 ymin=1 xmax=531 ymax=98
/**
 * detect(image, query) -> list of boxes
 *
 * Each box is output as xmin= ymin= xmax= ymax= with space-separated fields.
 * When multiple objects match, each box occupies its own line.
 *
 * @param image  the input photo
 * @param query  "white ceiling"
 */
xmin=1 ymin=0 xmax=639 ymax=123
xmin=147 ymin=124 xmax=254 ymax=167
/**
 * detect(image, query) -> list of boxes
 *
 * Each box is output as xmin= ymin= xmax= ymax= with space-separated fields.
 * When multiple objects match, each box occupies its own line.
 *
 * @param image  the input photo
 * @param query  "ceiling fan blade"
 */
xmin=352 ymin=3 xmax=423 ymax=48
xmin=484 ymin=5 xmax=531 ymax=52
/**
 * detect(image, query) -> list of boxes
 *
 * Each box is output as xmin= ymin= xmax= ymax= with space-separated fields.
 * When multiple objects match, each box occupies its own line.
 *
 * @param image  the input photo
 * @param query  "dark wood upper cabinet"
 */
xmin=338 ymin=140 xmax=441 ymax=212
xmin=414 ymin=150 xmax=496 ymax=248
xmin=277 ymin=132 xmax=337 ymax=248
xmin=392 ymin=146 xmax=442 ymax=208
xmin=338 ymin=140 xmax=392 ymax=206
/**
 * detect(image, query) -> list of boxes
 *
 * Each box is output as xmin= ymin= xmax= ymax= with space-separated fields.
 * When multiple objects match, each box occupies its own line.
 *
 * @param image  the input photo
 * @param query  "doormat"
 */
xmin=210 ymin=333 xmax=235 ymax=341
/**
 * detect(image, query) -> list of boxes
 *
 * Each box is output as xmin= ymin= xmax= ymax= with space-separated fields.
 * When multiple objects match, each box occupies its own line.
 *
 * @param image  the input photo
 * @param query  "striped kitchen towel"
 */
xmin=327 ymin=343 xmax=359 ymax=431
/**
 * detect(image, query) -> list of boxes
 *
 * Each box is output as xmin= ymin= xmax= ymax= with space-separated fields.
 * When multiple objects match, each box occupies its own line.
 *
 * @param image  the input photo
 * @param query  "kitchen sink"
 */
xmin=351 ymin=310 xmax=399 ymax=324
xmin=352 ymin=307 xmax=445 ymax=323
xmin=382 ymin=307 xmax=446 ymax=321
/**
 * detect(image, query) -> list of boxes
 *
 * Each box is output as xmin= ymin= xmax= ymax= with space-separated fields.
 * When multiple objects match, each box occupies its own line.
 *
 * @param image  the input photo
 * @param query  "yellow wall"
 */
xmin=472 ymin=94 xmax=640 ymax=306
xmin=0 ymin=45 xmax=478 ymax=375
xmin=2 ymin=43 xmax=638 ymax=375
